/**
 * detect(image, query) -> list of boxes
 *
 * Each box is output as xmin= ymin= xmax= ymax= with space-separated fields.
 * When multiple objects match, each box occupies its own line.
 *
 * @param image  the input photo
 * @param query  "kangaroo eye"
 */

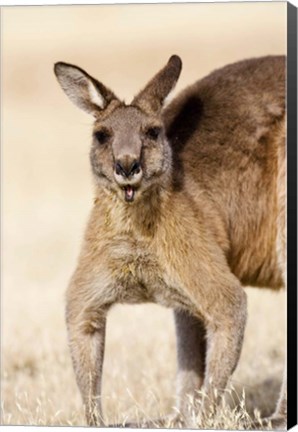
xmin=94 ymin=129 xmax=110 ymax=144
xmin=146 ymin=126 xmax=161 ymax=141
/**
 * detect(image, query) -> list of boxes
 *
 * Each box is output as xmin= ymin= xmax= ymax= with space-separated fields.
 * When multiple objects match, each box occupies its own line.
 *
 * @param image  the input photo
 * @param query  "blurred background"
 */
xmin=1 ymin=2 xmax=286 ymax=426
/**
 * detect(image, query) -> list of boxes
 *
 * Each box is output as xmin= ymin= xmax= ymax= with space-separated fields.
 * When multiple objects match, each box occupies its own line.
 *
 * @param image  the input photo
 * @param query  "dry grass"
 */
xmin=1 ymin=289 xmax=285 ymax=428
xmin=1 ymin=3 xmax=286 ymax=429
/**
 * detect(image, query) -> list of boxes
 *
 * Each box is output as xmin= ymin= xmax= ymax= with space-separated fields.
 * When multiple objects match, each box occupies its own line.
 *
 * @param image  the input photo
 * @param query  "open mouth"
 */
xmin=123 ymin=185 xmax=135 ymax=202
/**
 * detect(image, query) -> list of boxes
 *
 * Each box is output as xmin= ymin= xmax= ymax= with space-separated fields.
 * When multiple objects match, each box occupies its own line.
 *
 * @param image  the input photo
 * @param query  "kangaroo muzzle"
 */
xmin=113 ymin=156 xmax=143 ymax=202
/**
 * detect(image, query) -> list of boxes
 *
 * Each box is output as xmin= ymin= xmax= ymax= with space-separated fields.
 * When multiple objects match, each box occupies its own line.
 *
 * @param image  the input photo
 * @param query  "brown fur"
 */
xmin=54 ymin=55 xmax=286 ymax=428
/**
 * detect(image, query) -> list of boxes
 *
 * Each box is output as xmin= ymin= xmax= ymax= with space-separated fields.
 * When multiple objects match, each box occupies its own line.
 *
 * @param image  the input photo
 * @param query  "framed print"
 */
xmin=1 ymin=1 xmax=297 ymax=430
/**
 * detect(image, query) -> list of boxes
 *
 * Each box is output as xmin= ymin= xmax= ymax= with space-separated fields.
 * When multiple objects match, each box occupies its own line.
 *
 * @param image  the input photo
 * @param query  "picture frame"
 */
xmin=1 ymin=1 xmax=297 ymax=430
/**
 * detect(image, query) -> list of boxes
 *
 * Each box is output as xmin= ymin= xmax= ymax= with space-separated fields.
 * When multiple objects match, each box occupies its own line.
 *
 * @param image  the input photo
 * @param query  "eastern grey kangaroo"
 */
xmin=54 ymin=55 xmax=286 ymax=429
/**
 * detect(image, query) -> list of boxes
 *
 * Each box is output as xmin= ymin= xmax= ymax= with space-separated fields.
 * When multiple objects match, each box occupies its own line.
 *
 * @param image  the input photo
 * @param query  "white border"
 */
xmin=0 ymin=0 xmax=297 ymax=6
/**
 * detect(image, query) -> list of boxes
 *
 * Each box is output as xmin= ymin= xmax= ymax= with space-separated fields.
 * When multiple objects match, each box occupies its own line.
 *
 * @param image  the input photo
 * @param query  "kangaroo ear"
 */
xmin=132 ymin=55 xmax=182 ymax=114
xmin=54 ymin=62 xmax=119 ymax=116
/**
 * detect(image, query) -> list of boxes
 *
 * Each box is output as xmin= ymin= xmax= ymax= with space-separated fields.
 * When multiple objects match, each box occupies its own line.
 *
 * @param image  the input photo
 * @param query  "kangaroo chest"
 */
xmin=102 ymin=235 xmax=191 ymax=310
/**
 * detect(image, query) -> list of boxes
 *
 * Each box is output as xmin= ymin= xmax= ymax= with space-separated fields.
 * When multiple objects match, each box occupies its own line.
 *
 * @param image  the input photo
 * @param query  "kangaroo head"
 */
xmin=54 ymin=56 xmax=182 ymax=203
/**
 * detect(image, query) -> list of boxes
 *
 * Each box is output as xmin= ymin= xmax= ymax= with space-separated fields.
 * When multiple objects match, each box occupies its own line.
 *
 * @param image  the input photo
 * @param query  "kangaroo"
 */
xmin=54 ymin=55 xmax=286 ymax=429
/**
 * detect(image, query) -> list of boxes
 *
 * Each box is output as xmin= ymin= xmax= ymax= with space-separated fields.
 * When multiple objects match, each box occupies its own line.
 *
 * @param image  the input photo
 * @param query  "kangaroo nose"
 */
xmin=115 ymin=158 xmax=141 ymax=178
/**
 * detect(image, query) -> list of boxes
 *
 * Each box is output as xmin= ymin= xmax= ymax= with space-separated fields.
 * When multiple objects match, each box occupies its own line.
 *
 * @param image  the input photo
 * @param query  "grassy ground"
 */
xmin=1 ymin=3 xmax=286 ymax=429
xmin=1 ymin=287 xmax=285 ymax=428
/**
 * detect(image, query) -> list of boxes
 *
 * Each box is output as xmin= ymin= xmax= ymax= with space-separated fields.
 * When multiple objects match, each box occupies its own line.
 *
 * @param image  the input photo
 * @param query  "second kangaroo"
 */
xmin=54 ymin=55 xmax=286 ymax=428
